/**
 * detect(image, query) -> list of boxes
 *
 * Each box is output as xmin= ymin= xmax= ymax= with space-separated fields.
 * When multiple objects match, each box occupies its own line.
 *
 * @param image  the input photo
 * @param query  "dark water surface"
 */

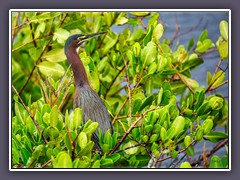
xmin=112 ymin=11 xmax=229 ymax=168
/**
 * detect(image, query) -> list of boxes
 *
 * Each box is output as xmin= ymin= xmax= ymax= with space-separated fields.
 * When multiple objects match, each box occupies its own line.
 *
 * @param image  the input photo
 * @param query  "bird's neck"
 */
xmin=66 ymin=48 xmax=90 ymax=87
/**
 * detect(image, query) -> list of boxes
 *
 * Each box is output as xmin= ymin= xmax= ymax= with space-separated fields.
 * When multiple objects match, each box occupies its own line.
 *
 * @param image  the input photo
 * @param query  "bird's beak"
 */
xmin=78 ymin=31 xmax=106 ymax=44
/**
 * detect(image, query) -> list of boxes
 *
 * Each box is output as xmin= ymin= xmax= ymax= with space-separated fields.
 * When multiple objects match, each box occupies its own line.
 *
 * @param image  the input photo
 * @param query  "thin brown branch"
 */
xmin=104 ymin=65 xmax=125 ymax=98
xmin=177 ymin=73 xmax=194 ymax=94
xmin=191 ymin=139 xmax=228 ymax=167
xmin=138 ymin=17 xmax=147 ymax=30
xmin=170 ymin=14 xmax=180 ymax=45
xmin=12 ymin=84 xmax=48 ymax=144
xmin=124 ymin=59 xmax=132 ymax=124
xmin=112 ymin=96 xmax=129 ymax=125
xmin=108 ymin=107 xmax=160 ymax=155
xmin=12 ymin=12 xmax=20 ymax=43
xmin=18 ymin=14 xmax=68 ymax=95
xmin=157 ymin=140 xmax=197 ymax=163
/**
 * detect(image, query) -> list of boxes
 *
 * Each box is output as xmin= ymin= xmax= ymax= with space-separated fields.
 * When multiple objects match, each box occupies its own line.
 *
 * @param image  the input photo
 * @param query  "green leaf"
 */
xmin=46 ymin=126 xmax=59 ymax=139
xmin=123 ymin=141 xmax=139 ymax=155
xmin=180 ymin=162 xmax=192 ymax=168
xmin=20 ymin=148 xmax=31 ymax=166
xmin=157 ymin=88 xmax=163 ymax=105
xmin=115 ymin=15 xmax=128 ymax=25
xmin=195 ymin=128 xmax=204 ymax=142
xmin=37 ymin=61 xmax=65 ymax=79
xmin=196 ymin=102 xmax=212 ymax=116
xmin=144 ymin=124 xmax=153 ymax=134
xmin=219 ymin=20 xmax=228 ymax=41
xmin=210 ymin=70 xmax=225 ymax=89
xmin=170 ymin=116 xmax=185 ymax=137
xmin=143 ymin=26 xmax=153 ymax=46
xmin=72 ymin=108 xmax=82 ymax=130
xmin=187 ymin=38 xmax=194 ymax=51
xmin=29 ymin=47 xmax=42 ymax=61
xmin=35 ymin=22 xmax=45 ymax=39
xmin=107 ymin=154 xmax=121 ymax=163
xmin=53 ymin=28 xmax=70 ymax=44
xmin=219 ymin=41 xmax=228 ymax=59
xmin=148 ymin=62 xmax=157 ymax=74
xmin=83 ymin=122 xmax=98 ymax=135
xmin=101 ymin=158 xmax=113 ymax=167
xmin=150 ymin=134 xmax=158 ymax=143
xmin=43 ymin=48 xmax=66 ymax=62
xmin=182 ymin=58 xmax=204 ymax=72
xmin=181 ymin=75 xmax=199 ymax=89
xmin=138 ymin=95 xmax=154 ymax=112
xmin=207 ymin=72 xmax=212 ymax=86
xmin=77 ymin=132 xmax=88 ymax=149
xmin=204 ymin=131 xmax=228 ymax=142
xmin=102 ymin=30 xmax=118 ymax=54
xmin=202 ymin=119 xmax=213 ymax=134
xmin=62 ymin=19 xmax=86 ymax=31
xmin=130 ymin=12 xmax=150 ymax=17
xmin=195 ymin=39 xmax=214 ymax=53
xmin=210 ymin=155 xmax=223 ymax=168
xmin=50 ymin=105 xmax=58 ymax=127
xmin=12 ymin=148 xmax=19 ymax=165
xmin=132 ymin=42 xmax=141 ymax=57
xmin=26 ymin=116 xmax=36 ymax=134
xmin=55 ymin=152 xmax=72 ymax=168
xmin=208 ymin=96 xmax=224 ymax=110
xmin=14 ymin=101 xmax=26 ymax=125
xmin=89 ymin=71 xmax=100 ymax=93
xmin=26 ymin=145 xmax=44 ymax=167
xmin=199 ymin=29 xmax=208 ymax=42
xmin=141 ymin=41 xmax=157 ymax=66
xmin=92 ymin=160 xmax=101 ymax=168
xmin=64 ymin=131 xmax=77 ymax=152
xmin=184 ymin=135 xmax=192 ymax=147
xmin=152 ymin=24 xmax=164 ymax=41
xmin=132 ymin=99 xmax=142 ymax=114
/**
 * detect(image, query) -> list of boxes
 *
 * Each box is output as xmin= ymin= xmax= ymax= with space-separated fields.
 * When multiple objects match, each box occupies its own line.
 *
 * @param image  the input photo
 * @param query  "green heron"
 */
xmin=64 ymin=32 xmax=114 ymax=149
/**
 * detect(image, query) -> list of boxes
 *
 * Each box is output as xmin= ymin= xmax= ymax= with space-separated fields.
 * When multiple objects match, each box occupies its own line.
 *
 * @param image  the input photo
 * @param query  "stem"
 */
xmin=12 ymin=85 xmax=48 ymax=144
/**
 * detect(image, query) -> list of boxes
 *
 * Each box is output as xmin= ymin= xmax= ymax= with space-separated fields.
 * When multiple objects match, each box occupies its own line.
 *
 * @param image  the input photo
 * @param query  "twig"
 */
xmin=18 ymin=38 xmax=52 ymax=96
xmin=177 ymin=73 xmax=194 ymax=94
xmin=12 ymin=84 xmax=48 ymax=144
xmin=108 ymin=107 xmax=160 ymax=155
xmin=138 ymin=17 xmax=147 ymax=30
xmin=104 ymin=65 xmax=125 ymax=98
xmin=170 ymin=14 xmax=180 ymax=45
xmin=18 ymin=14 xmax=68 ymax=95
xmin=12 ymin=12 xmax=20 ymax=44
xmin=191 ymin=139 xmax=228 ymax=167
xmin=157 ymin=140 xmax=197 ymax=163
xmin=124 ymin=59 xmax=132 ymax=124
xmin=114 ymin=143 xmax=141 ymax=154
xmin=112 ymin=96 xmax=129 ymax=125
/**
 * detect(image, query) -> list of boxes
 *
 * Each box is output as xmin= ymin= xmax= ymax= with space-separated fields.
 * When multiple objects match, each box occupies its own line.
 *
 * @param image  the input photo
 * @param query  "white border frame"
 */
xmin=9 ymin=9 xmax=231 ymax=171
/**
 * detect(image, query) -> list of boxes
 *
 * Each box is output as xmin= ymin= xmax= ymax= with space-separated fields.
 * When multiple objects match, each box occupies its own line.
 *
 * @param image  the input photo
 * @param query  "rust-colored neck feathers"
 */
xmin=66 ymin=45 xmax=90 ymax=87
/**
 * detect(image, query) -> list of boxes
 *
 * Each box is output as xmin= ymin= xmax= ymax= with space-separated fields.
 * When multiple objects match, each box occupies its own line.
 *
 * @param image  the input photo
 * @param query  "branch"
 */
xmin=12 ymin=85 xmax=48 ymax=144
xmin=104 ymin=65 xmax=125 ymax=99
xmin=108 ymin=107 xmax=160 ymax=155
xmin=124 ymin=59 xmax=132 ymax=124
xmin=157 ymin=140 xmax=197 ymax=163
xmin=190 ymin=139 xmax=228 ymax=167
xmin=17 ymin=14 xmax=68 ymax=95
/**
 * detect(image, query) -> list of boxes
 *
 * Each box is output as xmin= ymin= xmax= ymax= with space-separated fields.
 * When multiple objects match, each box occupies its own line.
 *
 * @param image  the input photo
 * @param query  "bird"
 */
xmin=64 ymin=32 xmax=114 ymax=150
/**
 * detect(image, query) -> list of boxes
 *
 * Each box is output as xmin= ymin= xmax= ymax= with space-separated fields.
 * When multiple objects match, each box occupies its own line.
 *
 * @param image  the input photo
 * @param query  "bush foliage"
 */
xmin=11 ymin=11 xmax=229 ymax=168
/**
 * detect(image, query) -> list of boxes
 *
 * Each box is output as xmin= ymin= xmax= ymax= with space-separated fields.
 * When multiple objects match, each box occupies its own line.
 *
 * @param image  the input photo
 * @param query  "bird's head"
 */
xmin=64 ymin=31 xmax=106 ymax=54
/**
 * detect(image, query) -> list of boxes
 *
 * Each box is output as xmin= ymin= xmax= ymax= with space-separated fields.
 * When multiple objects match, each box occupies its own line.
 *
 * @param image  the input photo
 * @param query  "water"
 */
xmin=112 ymin=12 xmax=229 ymax=168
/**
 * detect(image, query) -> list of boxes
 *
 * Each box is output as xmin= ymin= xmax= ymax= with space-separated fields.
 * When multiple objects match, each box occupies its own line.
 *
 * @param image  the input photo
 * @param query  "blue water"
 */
xmin=112 ymin=12 xmax=229 ymax=168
